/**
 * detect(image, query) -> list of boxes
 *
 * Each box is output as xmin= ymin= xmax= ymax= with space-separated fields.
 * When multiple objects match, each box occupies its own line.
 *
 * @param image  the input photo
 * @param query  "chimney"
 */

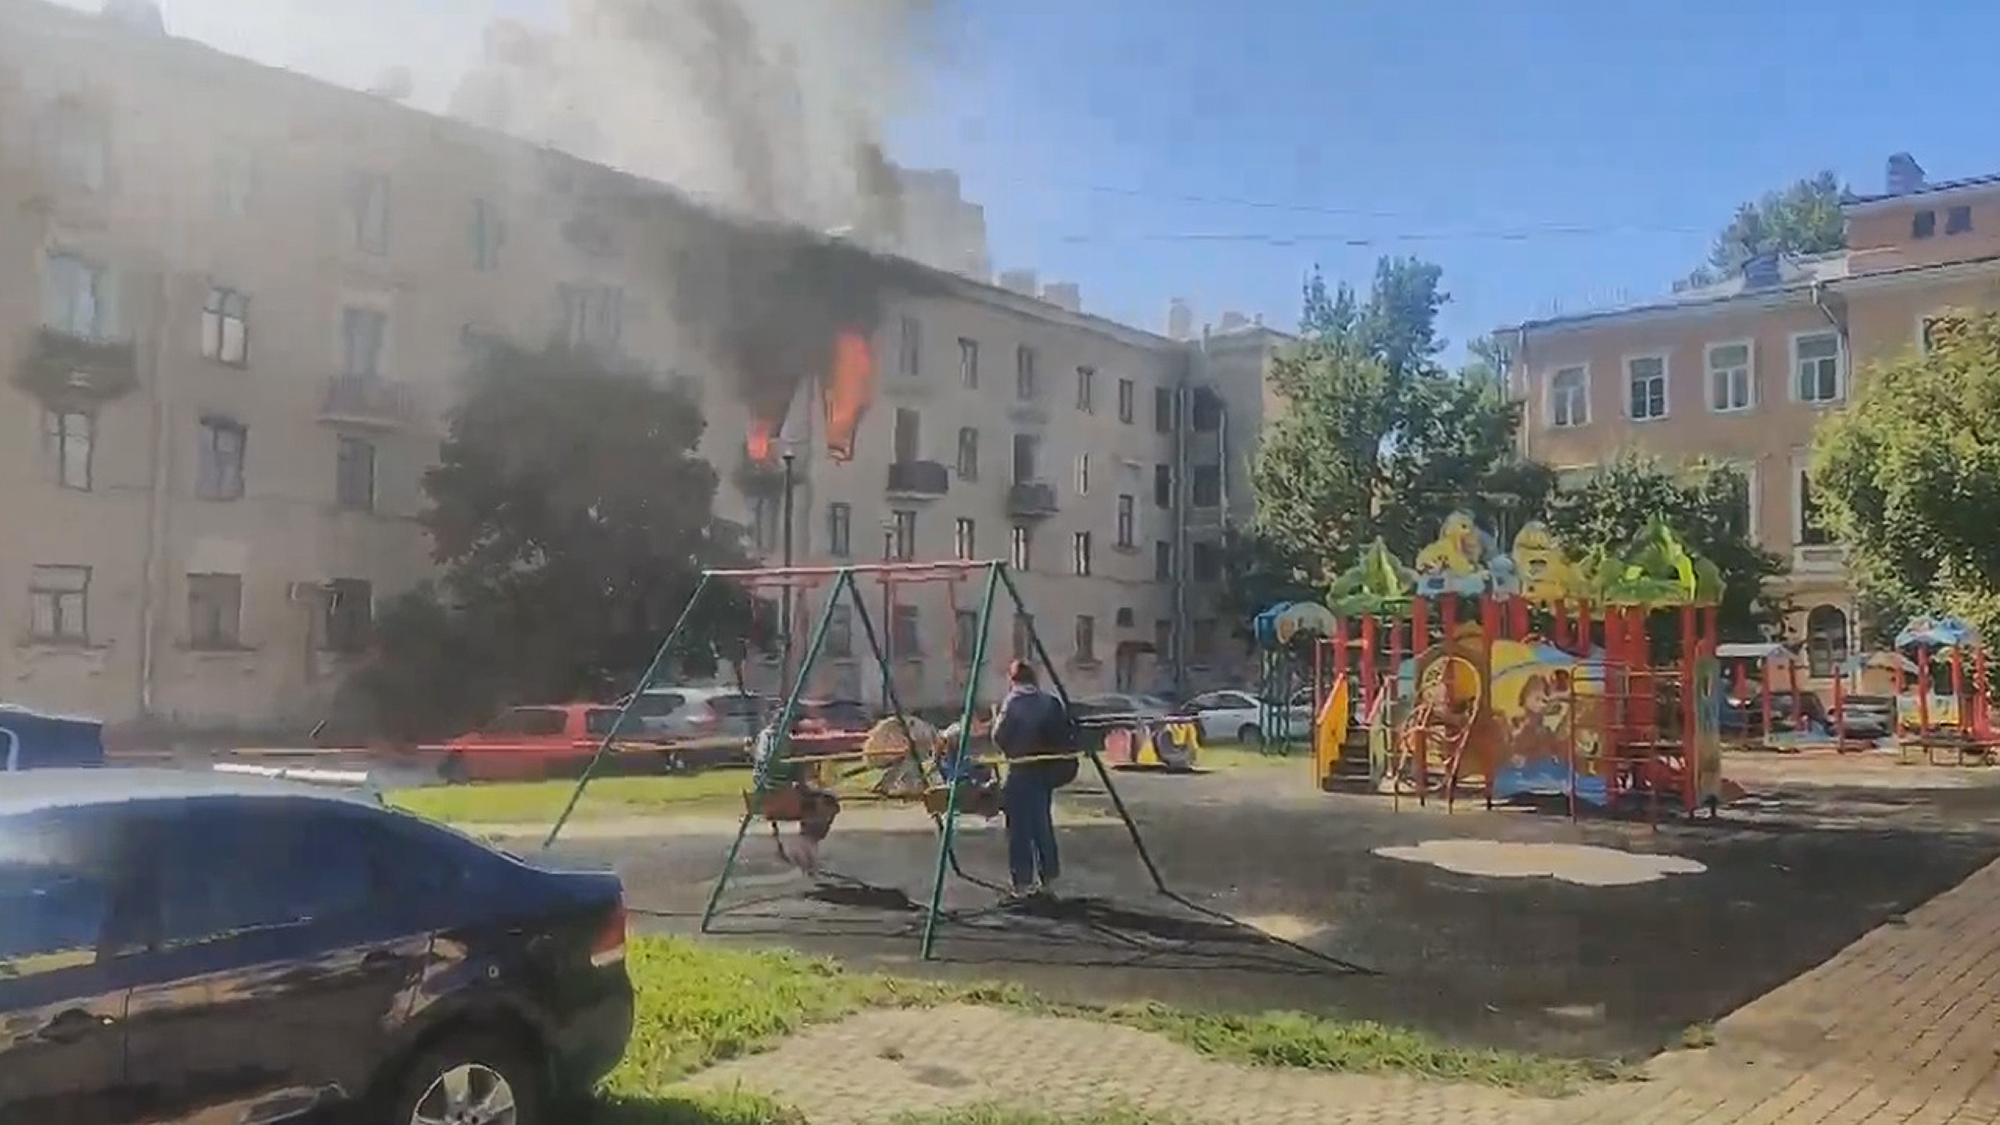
xmin=1886 ymin=152 xmax=1927 ymax=196
xmin=1166 ymin=298 xmax=1194 ymax=341
xmin=1218 ymin=310 xmax=1250 ymax=332
xmin=100 ymin=0 xmax=165 ymax=34
xmin=1041 ymin=282 xmax=1081 ymax=313
xmin=997 ymin=269 xmax=1038 ymax=297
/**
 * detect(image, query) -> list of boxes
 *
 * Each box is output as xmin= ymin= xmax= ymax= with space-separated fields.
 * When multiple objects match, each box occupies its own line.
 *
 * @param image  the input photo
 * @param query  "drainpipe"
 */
xmin=136 ymin=269 xmax=171 ymax=719
xmin=1172 ymin=340 xmax=1197 ymax=700
xmin=1513 ymin=326 xmax=1531 ymax=464
xmin=1810 ymin=280 xmax=1847 ymax=352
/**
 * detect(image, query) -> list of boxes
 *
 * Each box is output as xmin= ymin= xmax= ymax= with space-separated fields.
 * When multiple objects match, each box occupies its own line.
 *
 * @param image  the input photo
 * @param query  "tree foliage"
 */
xmin=1541 ymin=455 xmax=1790 ymax=642
xmin=1683 ymin=171 xmax=1846 ymax=288
xmin=348 ymin=342 xmax=753 ymax=738
xmin=1812 ymin=310 xmax=2000 ymax=643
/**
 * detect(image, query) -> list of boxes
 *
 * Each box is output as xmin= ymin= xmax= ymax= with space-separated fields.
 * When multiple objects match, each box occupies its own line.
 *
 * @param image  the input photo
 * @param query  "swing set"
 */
xmin=542 ymin=558 xmax=1345 ymax=965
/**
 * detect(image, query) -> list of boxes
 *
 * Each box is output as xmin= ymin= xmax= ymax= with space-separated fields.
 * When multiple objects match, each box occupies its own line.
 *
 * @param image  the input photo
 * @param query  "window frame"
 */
xmin=28 ymin=564 xmax=91 ymax=643
xmin=1789 ymin=330 xmax=1845 ymax=405
xmin=1704 ymin=340 xmax=1754 ymax=414
xmin=200 ymin=286 xmax=251 ymax=367
xmin=186 ymin=571 xmax=245 ymax=649
xmin=1622 ymin=353 xmax=1670 ymax=422
xmin=43 ymin=408 xmax=94 ymax=491
xmin=196 ymin=416 xmax=248 ymax=501
xmin=1545 ymin=365 xmax=1589 ymax=429
xmin=335 ymin=434 xmax=376 ymax=512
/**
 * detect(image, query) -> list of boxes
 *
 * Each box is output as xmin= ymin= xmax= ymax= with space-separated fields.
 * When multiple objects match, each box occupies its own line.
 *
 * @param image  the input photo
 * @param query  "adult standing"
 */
xmin=990 ymin=661 xmax=1074 ymax=898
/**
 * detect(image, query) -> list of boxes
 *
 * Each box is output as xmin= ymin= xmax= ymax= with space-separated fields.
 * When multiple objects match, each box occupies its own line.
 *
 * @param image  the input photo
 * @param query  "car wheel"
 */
xmin=439 ymin=752 xmax=470 ymax=785
xmin=382 ymin=1034 xmax=543 ymax=1125
xmin=1236 ymin=723 xmax=1261 ymax=745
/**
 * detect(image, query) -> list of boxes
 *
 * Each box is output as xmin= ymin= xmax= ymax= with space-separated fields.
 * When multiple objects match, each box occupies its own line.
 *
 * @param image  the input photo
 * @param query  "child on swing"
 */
xmin=752 ymin=712 xmax=840 ymax=876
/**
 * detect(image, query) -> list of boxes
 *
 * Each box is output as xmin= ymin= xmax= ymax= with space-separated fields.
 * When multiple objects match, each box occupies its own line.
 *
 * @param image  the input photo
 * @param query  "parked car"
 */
xmin=0 ymin=769 xmax=632 ymax=1125
xmin=435 ymin=702 xmax=692 ymax=782
xmin=625 ymin=687 xmax=773 ymax=745
xmin=1182 ymin=689 xmax=1316 ymax=744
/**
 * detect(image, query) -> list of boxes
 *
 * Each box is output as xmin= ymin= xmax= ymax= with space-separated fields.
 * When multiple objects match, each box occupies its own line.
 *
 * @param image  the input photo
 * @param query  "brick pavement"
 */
xmin=683 ymin=850 xmax=2000 ymax=1124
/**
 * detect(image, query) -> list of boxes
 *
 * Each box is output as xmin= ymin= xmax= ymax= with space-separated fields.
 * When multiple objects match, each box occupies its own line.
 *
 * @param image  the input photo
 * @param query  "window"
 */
xmin=1797 ymin=470 xmax=1833 ymax=546
xmin=1191 ymin=465 xmax=1221 ymax=508
xmin=1912 ymin=209 xmax=1937 ymax=239
xmin=557 ymin=284 xmax=623 ymax=352
xmin=156 ymin=808 xmax=378 ymax=947
xmin=892 ymin=408 xmax=921 ymax=464
xmin=1117 ymin=378 xmax=1135 ymax=424
xmin=955 ymin=427 xmax=979 ymax=480
xmin=1948 ymin=205 xmax=1973 ymax=235
xmin=50 ymin=100 xmax=107 ymax=191
xmin=1075 ymin=453 xmax=1091 ymax=496
xmin=471 ymin=197 xmax=505 ymax=270
xmin=1155 ymin=541 xmax=1173 ymax=580
xmin=215 ymin=143 xmax=255 ymax=216
xmin=1011 ymin=525 xmax=1032 ymax=571
xmin=40 ymin=251 xmax=114 ymax=339
xmin=954 ymin=610 xmax=980 ymax=661
xmin=1695 ymin=342 xmax=1751 ymax=413
xmin=1015 ymin=345 xmax=1038 ymax=399
xmin=0 ymin=811 xmax=115 ymax=973
xmin=335 ymin=435 xmax=376 ymax=511
xmin=196 ymin=286 xmax=251 ymax=366
xmin=1012 ymin=433 xmax=1040 ymax=483
xmin=187 ymin=572 xmax=244 ymax=648
xmin=1154 ymin=464 xmax=1172 ymax=508
xmin=825 ymin=605 xmax=853 ymax=658
xmin=959 ymin=337 xmax=979 ymax=387
xmin=953 ymin=518 xmax=977 ymax=560
xmin=827 ymin=502 xmax=852 ymax=557
xmin=43 ymin=410 xmax=92 ymax=491
xmin=892 ymin=509 xmax=917 ymax=561
xmin=197 ymin=417 xmax=247 ymax=501
xmin=1805 ymin=605 xmax=1850 ymax=679
xmin=1075 ymin=366 xmax=1095 ymax=412
xmin=1548 ymin=366 xmax=1587 ymax=428
xmin=1075 ymin=615 xmax=1097 ymax=664
xmin=1191 ymin=541 xmax=1222 ymax=582
xmin=348 ymin=171 xmax=391 ymax=254
xmin=28 ymin=565 xmax=89 ymax=642
xmin=1154 ymin=386 xmax=1176 ymax=433
xmin=1625 ymin=355 xmax=1667 ymax=420
xmin=341 ymin=306 xmax=386 ymax=379
xmin=323 ymin=578 xmax=373 ymax=653
xmin=1793 ymin=332 xmax=1843 ymax=403
xmin=1716 ymin=465 xmax=1756 ymax=540
xmin=899 ymin=315 xmax=922 ymax=378
xmin=1191 ymin=618 xmax=1218 ymax=664
xmin=1116 ymin=495 xmax=1136 ymax=548
xmin=1154 ymin=619 xmax=1172 ymax=659
xmin=749 ymin=496 xmax=779 ymax=552
xmin=484 ymin=708 xmax=567 ymax=736
xmin=891 ymin=605 xmax=921 ymax=656
xmin=1072 ymin=531 xmax=1093 ymax=576
xmin=1012 ymin=615 xmax=1032 ymax=663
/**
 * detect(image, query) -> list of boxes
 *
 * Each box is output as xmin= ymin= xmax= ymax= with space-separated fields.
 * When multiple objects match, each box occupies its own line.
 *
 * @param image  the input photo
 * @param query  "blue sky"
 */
xmin=889 ymin=0 xmax=2000 ymax=358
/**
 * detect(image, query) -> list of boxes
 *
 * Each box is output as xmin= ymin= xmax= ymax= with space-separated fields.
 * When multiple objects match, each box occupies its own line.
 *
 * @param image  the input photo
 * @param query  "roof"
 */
xmin=0 ymin=768 xmax=371 ymax=817
xmin=1846 ymin=172 xmax=2000 ymax=209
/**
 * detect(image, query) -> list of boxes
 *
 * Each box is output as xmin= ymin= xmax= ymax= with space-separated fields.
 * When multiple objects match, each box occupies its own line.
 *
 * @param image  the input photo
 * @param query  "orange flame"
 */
xmin=822 ymin=330 xmax=874 ymax=463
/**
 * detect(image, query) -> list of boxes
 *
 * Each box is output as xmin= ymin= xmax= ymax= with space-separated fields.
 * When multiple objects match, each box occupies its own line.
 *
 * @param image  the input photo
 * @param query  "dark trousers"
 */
xmin=1002 ymin=765 xmax=1060 ymax=890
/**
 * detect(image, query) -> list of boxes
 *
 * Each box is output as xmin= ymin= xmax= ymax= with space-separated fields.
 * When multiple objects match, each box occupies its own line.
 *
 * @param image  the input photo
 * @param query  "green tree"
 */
xmin=348 ymin=341 xmax=753 ymax=738
xmin=1683 ymin=171 xmax=1846 ymax=288
xmin=1811 ymin=309 xmax=2000 ymax=643
xmin=1231 ymin=257 xmax=1550 ymax=617
xmin=1540 ymin=455 xmax=1790 ymax=642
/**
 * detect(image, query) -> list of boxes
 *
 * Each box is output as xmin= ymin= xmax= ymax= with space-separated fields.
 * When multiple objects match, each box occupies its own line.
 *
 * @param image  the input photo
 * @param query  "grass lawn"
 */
xmin=1196 ymin=744 xmax=1309 ymax=772
xmin=388 ymin=773 xmax=749 ymax=825
xmin=592 ymin=936 xmax=1611 ymax=1123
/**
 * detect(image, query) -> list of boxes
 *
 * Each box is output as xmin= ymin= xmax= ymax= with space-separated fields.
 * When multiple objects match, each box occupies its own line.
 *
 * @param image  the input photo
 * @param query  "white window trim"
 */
xmin=337 ymin=290 xmax=395 ymax=380
xmin=1543 ymin=364 xmax=1590 ymax=429
xmin=1622 ymin=352 xmax=1670 ymax=422
xmin=1788 ymin=449 xmax=1821 ymax=546
xmin=1704 ymin=339 xmax=1755 ymax=414
xmin=1787 ymin=329 xmax=1845 ymax=405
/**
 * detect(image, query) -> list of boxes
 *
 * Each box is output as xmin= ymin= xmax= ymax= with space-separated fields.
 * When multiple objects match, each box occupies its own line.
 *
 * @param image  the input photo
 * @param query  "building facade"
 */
xmin=0 ymin=0 xmax=1263 ymax=734
xmin=1503 ymin=152 xmax=2000 ymax=684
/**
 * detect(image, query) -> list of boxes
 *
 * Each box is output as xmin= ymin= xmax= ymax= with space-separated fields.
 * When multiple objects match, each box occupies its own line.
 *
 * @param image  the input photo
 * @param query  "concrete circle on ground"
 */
xmin=1373 ymin=839 xmax=1708 ymax=886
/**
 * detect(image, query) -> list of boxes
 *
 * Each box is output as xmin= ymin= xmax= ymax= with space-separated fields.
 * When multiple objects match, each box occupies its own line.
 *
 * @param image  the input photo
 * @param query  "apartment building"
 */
xmin=0 ymin=0 xmax=1262 ymax=734
xmin=1502 ymin=152 xmax=2000 ymax=684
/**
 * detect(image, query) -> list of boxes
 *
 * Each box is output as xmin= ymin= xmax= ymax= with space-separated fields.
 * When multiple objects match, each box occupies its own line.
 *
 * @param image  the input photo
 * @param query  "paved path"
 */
xmin=684 ymin=848 xmax=2000 ymax=1124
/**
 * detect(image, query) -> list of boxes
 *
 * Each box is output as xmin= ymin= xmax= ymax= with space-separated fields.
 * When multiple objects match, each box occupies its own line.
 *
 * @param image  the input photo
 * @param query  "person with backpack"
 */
xmin=990 ymin=660 xmax=1077 ymax=899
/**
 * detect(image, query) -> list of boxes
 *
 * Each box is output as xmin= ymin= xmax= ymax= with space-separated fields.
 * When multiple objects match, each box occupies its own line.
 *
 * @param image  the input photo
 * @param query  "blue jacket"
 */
xmin=992 ymin=686 xmax=1064 ymax=761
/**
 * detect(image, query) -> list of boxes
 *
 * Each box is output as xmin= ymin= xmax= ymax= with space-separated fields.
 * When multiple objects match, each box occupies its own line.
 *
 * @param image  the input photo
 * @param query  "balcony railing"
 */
xmin=15 ymin=327 xmax=138 ymax=403
xmin=319 ymin=375 xmax=416 ymax=428
xmin=885 ymin=459 xmax=950 ymax=498
xmin=1006 ymin=481 xmax=1059 ymax=519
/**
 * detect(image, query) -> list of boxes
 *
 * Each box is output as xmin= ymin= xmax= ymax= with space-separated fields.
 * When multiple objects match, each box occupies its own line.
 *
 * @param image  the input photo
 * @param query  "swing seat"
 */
xmin=748 ymin=787 xmax=810 ymax=822
xmin=923 ymin=783 xmax=1002 ymax=818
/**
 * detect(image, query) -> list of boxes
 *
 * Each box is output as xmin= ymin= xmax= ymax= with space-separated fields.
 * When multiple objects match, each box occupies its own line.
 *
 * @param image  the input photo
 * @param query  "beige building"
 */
xmin=0 ymin=0 xmax=1265 ymax=735
xmin=1502 ymin=152 xmax=2000 ymax=683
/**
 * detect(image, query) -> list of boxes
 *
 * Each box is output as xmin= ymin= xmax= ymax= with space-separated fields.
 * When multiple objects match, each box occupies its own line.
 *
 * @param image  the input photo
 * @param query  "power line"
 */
xmin=1048 ymin=220 xmax=1707 ymax=247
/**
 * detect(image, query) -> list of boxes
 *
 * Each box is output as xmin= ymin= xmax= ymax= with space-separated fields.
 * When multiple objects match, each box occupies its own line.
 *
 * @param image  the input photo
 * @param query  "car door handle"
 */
xmin=38 ymin=1008 xmax=115 ymax=1044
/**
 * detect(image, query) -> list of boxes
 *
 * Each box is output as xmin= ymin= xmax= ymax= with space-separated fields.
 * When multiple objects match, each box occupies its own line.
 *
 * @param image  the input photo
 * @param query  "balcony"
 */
xmin=732 ymin=453 xmax=795 ymax=497
xmin=1006 ymin=481 xmax=1059 ymax=519
xmin=15 ymin=327 xmax=138 ymax=403
xmin=318 ymin=375 xmax=416 ymax=429
xmin=885 ymin=459 xmax=949 ymax=499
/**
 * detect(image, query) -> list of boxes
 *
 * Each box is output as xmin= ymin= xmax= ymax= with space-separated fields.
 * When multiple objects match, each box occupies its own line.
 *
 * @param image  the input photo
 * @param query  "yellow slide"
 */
xmin=1313 ymin=675 xmax=1351 ymax=787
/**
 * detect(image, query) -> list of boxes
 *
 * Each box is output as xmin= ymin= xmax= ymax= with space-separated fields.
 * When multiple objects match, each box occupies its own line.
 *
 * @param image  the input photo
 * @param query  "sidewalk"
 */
xmin=683 ymin=850 xmax=2000 ymax=1124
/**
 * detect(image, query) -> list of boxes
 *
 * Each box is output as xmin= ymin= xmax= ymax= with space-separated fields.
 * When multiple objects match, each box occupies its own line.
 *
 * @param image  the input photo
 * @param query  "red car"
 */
xmin=431 ymin=703 xmax=663 ymax=783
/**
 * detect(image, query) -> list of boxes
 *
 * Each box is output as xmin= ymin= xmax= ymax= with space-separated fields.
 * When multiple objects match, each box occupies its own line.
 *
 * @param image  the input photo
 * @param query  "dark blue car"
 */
xmin=0 ymin=770 xmax=633 ymax=1124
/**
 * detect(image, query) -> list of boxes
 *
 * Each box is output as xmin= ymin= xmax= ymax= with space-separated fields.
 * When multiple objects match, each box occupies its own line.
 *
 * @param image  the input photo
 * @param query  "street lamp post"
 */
xmin=880 ymin=515 xmax=898 ymax=711
xmin=778 ymin=450 xmax=796 ymax=689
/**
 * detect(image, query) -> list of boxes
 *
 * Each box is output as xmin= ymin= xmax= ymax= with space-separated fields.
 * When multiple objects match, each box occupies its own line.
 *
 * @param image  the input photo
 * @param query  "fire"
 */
xmin=821 ymin=330 xmax=874 ymax=463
